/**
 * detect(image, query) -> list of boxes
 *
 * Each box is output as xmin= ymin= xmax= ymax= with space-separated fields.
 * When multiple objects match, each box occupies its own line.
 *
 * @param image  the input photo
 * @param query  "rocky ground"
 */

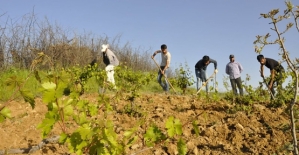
xmin=0 ymin=93 xmax=295 ymax=155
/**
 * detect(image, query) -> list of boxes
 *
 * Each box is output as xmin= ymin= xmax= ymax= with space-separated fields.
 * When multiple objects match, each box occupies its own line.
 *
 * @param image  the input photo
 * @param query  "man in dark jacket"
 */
xmin=195 ymin=55 xmax=218 ymax=94
xmin=257 ymin=54 xmax=284 ymax=98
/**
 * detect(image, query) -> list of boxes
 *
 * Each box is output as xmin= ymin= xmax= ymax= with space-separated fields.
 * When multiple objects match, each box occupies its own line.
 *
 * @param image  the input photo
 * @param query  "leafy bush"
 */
xmin=172 ymin=63 xmax=195 ymax=94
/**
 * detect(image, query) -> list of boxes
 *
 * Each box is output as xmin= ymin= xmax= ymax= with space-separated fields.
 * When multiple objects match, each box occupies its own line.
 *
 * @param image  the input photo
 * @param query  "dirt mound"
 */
xmin=0 ymin=94 xmax=294 ymax=154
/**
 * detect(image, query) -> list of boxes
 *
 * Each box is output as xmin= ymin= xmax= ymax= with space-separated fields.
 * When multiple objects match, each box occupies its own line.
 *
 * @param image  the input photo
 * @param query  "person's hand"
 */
xmin=161 ymin=70 xmax=165 ymax=75
xmin=151 ymin=55 xmax=154 ymax=59
xmin=214 ymin=69 xmax=218 ymax=73
xmin=202 ymin=82 xmax=206 ymax=86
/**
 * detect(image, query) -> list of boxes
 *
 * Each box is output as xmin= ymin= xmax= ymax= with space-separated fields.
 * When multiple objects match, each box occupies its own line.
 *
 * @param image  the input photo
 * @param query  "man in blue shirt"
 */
xmin=195 ymin=55 xmax=218 ymax=94
xmin=225 ymin=54 xmax=244 ymax=96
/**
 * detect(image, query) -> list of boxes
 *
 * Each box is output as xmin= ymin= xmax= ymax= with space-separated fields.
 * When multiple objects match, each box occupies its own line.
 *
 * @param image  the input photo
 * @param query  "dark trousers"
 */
xmin=269 ymin=70 xmax=284 ymax=97
xmin=230 ymin=77 xmax=243 ymax=96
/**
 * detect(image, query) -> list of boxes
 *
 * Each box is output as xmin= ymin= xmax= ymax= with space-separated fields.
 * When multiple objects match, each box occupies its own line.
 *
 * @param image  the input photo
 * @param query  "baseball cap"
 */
xmin=229 ymin=54 xmax=234 ymax=58
xmin=101 ymin=44 xmax=109 ymax=52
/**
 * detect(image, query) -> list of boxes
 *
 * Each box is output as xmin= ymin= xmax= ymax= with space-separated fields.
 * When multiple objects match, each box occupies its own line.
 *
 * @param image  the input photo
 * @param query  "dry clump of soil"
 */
xmin=0 ymin=93 xmax=294 ymax=155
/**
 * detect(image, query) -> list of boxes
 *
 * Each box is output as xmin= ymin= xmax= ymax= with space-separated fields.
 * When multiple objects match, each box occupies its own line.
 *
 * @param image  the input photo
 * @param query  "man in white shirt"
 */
xmin=151 ymin=44 xmax=171 ymax=92
xmin=101 ymin=44 xmax=119 ymax=88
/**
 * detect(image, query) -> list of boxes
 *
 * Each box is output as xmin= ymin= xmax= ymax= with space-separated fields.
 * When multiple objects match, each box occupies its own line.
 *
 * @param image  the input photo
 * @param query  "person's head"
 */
xmin=229 ymin=54 xmax=235 ymax=62
xmin=257 ymin=54 xmax=266 ymax=64
xmin=101 ymin=44 xmax=109 ymax=52
xmin=161 ymin=44 xmax=167 ymax=54
xmin=202 ymin=55 xmax=210 ymax=65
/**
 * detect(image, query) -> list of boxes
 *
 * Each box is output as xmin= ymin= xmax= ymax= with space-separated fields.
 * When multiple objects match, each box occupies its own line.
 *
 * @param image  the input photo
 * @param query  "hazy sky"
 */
xmin=1 ymin=0 xmax=299 ymax=91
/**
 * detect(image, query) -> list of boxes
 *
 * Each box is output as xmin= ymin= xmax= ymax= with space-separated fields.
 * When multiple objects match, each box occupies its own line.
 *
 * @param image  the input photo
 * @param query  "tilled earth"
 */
xmin=0 ymin=93 xmax=295 ymax=155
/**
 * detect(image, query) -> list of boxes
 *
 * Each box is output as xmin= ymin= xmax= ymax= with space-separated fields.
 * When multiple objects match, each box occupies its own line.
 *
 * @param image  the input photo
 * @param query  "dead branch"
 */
xmin=0 ymin=136 xmax=60 ymax=155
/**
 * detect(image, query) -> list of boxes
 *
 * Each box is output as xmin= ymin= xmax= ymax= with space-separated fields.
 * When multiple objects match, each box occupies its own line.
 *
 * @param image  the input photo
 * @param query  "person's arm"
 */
xmin=162 ymin=53 xmax=171 ymax=73
xmin=225 ymin=64 xmax=229 ymax=75
xmin=211 ymin=59 xmax=217 ymax=70
xmin=210 ymin=59 xmax=218 ymax=73
xmin=151 ymin=50 xmax=161 ymax=59
xmin=269 ymin=69 xmax=275 ymax=88
xmin=239 ymin=62 xmax=243 ymax=73
xmin=260 ymin=65 xmax=264 ymax=77
xmin=164 ymin=59 xmax=170 ymax=72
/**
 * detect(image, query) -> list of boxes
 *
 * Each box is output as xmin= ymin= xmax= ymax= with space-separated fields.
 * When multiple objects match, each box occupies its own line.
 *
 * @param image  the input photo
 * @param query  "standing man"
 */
xmin=195 ymin=55 xmax=218 ymax=94
xmin=257 ymin=54 xmax=284 ymax=98
xmin=225 ymin=54 xmax=244 ymax=96
xmin=101 ymin=44 xmax=119 ymax=88
xmin=151 ymin=44 xmax=171 ymax=92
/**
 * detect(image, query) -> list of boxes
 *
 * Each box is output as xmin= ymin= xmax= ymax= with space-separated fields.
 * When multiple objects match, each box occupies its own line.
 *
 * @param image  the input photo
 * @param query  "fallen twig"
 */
xmin=0 ymin=136 xmax=60 ymax=155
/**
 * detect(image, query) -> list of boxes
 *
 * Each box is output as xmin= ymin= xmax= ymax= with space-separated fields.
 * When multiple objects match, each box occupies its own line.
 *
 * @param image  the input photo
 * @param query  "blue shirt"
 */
xmin=226 ymin=61 xmax=243 ymax=79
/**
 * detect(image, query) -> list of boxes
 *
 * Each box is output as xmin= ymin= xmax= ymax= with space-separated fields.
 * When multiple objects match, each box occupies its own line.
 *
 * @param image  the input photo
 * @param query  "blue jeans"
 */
xmin=195 ymin=68 xmax=208 ymax=92
xmin=157 ymin=66 xmax=169 ymax=91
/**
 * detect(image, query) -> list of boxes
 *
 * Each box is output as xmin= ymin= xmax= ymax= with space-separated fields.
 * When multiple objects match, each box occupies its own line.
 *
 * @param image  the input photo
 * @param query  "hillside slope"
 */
xmin=0 ymin=93 xmax=294 ymax=155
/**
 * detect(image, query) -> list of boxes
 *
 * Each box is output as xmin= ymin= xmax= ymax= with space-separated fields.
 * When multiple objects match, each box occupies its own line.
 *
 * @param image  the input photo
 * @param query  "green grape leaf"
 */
xmin=77 ymin=126 xmax=92 ymax=140
xmin=76 ymin=141 xmax=87 ymax=152
xmin=77 ymin=100 xmax=86 ymax=110
xmin=88 ymin=105 xmax=98 ymax=116
xmin=64 ymin=104 xmax=74 ymax=116
xmin=5 ymin=76 xmax=22 ymax=90
xmin=97 ymin=147 xmax=109 ymax=155
xmin=47 ymin=102 xmax=58 ymax=112
xmin=56 ymin=82 xmax=69 ymax=98
xmin=79 ymin=112 xmax=87 ymax=125
xmin=67 ymin=132 xmax=88 ymax=155
xmin=42 ymin=82 xmax=56 ymax=90
xmin=123 ymin=130 xmax=134 ymax=138
xmin=174 ymin=118 xmax=183 ymax=136
xmin=166 ymin=116 xmax=182 ymax=137
xmin=0 ymin=107 xmax=11 ymax=118
xmin=103 ymin=128 xmax=118 ymax=148
xmin=177 ymin=138 xmax=187 ymax=155
xmin=37 ymin=118 xmax=55 ymax=138
xmin=42 ymin=89 xmax=56 ymax=103
xmin=124 ymin=127 xmax=137 ymax=138
xmin=166 ymin=116 xmax=175 ymax=137
xmin=144 ymin=126 xmax=166 ymax=146
xmin=0 ymin=115 xmax=5 ymax=123
xmin=20 ymin=90 xmax=35 ymax=109
xmin=59 ymin=133 xmax=68 ymax=144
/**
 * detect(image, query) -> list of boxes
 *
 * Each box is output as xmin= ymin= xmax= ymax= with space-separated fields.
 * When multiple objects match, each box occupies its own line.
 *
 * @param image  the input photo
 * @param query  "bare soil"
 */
xmin=0 ymin=93 xmax=295 ymax=155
